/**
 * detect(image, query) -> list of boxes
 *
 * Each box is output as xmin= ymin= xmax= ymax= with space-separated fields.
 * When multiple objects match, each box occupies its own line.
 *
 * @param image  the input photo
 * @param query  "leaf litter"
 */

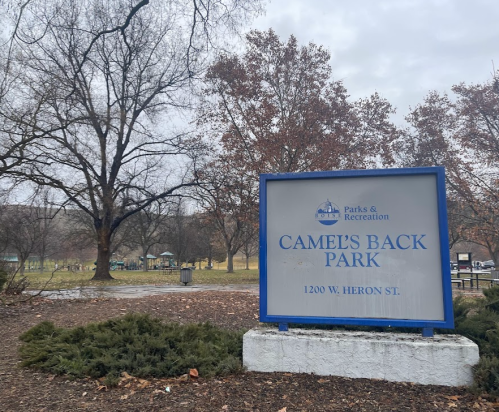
xmin=1 ymin=291 xmax=498 ymax=411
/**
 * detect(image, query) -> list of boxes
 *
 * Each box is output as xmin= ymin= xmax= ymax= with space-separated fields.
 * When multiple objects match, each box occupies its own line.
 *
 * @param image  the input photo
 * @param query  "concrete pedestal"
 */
xmin=243 ymin=328 xmax=479 ymax=386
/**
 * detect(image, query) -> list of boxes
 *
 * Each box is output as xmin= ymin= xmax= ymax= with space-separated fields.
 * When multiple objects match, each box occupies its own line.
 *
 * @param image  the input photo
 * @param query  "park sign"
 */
xmin=259 ymin=167 xmax=454 ymax=329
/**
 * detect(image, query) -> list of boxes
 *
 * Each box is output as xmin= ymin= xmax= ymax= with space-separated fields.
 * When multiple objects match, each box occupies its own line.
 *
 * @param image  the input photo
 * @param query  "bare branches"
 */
xmin=0 ymin=0 xmax=262 ymax=280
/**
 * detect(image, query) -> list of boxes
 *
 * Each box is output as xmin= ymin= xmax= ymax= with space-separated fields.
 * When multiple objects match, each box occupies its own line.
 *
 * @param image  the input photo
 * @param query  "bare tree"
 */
xmin=400 ymin=71 xmax=499 ymax=263
xmin=1 ymin=0 xmax=262 ymax=280
xmin=196 ymin=160 xmax=258 ymax=273
xmin=187 ymin=213 xmax=226 ymax=269
xmin=0 ymin=204 xmax=41 ymax=277
xmin=29 ymin=189 xmax=61 ymax=272
xmin=241 ymin=226 xmax=258 ymax=270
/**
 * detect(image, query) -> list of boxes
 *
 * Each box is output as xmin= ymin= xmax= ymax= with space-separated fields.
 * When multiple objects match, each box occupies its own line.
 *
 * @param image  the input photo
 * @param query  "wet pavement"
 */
xmin=29 ymin=284 xmax=259 ymax=300
xmin=29 ymin=282 xmax=485 ymax=300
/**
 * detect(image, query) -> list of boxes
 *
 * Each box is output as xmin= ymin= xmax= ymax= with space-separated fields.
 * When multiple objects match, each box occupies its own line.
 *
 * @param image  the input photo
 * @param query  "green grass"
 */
xmin=25 ymin=268 xmax=259 ymax=291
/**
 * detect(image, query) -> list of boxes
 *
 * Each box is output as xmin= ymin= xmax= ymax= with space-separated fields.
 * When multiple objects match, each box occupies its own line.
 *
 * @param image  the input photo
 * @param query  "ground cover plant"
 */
xmin=18 ymin=313 xmax=245 ymax=385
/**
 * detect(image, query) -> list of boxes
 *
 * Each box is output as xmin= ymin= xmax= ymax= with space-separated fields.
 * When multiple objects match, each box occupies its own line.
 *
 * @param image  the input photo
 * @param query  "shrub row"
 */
xmin=19 ymin=313 xmax=244 ymax=385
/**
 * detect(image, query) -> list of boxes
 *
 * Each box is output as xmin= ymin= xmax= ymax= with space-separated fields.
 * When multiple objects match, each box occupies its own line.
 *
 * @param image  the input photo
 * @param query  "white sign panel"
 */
xmin=259 ymin=168 xmax=454 ymax=329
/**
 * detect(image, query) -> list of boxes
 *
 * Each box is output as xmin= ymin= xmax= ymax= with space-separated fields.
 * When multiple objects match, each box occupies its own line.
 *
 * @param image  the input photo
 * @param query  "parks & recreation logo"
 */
xmin=315 ymin=199 xmax=341 ymax=226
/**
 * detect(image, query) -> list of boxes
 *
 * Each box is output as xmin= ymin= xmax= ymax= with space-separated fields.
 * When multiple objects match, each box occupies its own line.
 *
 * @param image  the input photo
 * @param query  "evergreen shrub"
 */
xmin=453 ymin=286 xmax=499 ymax=395
xmin=19 ymin=313 xmax=245 ymax=383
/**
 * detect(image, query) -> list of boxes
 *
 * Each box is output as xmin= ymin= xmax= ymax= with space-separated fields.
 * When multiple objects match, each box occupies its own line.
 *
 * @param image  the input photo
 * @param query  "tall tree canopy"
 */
xmin=402 ymin=73 xmax=499 ymax=262
xmin=199 ymin=29 xmax=400 ymax=175
xmin=0 ymin=0 xmax=262 ymax=280
xmin=196 ymin=30 xmax=400 ymax=271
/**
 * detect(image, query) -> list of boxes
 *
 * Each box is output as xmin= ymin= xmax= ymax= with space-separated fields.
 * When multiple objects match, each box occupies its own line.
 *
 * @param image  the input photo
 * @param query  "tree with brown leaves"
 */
xmin=402 ymin=72 xmax=499 ymax=262
xmin=199 ymin=29 xmax=400 ymax=176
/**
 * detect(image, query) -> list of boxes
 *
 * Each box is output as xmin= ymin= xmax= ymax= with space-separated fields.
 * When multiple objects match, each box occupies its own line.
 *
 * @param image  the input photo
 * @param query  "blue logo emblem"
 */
xmin=315 ymin=199 xmax=341 ymax=225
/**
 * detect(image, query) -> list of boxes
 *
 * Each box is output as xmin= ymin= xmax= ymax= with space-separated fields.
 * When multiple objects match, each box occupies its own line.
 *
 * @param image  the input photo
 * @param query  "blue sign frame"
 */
xmin=259 ymin=167 xmax=455 ymax=329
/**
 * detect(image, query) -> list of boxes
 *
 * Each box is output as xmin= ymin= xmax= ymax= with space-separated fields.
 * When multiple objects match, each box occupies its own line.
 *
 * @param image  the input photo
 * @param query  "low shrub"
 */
xmin=4 ymin=274 xmax=29 ymax=295
xmin=0 ymin=269 xmax=8 ymax=292
xmin=471 ymin=356 xmax=499 ymax=396
xmin=454 ymin=292 xmax=499 ymax=359
xmin=483 ymin=285 xmax=499 ymax=313
xmin=452 ymin=286 xmax=499 ymax=395
xmin=19 ymin=313 xmax=245 ymax=382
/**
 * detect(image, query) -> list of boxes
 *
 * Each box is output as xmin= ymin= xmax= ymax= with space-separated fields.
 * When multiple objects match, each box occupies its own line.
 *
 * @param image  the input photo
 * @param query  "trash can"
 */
xmin=180 ymin=268 xmax=192 ymax=285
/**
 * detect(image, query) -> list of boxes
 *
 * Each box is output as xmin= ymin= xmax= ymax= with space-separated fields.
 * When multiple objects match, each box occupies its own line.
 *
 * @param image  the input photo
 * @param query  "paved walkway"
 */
xmin=31 ymin=284 xmax=259 ymax=300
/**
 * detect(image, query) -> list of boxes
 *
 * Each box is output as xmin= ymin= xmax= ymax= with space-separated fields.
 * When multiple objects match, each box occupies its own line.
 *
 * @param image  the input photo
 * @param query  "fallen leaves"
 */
xmin=137 ymin=379 xmax=151 ymax=390
xmin=4 ymin=292 xmax=498 ymax=412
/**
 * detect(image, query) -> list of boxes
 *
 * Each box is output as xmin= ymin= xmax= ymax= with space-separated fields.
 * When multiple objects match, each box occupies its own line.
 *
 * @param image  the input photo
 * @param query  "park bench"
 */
xmin=459 ymin=277 xmax=499 ymax=289
xmin=160 ymin=266 xmax=179 ymax=275
xmin=451 ymin=269 xmax=499 ymax=289
xmin=451 ymin=279 xmax=464 ymax=288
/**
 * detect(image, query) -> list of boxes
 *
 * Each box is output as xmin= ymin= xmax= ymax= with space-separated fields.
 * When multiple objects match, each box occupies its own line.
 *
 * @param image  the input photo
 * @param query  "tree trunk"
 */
xmin=92 ymin=228 xmax=114 ymax=281
xmin=245 ymin=255 xmax=249 ymax=270
xmin=227 ymin=251 xmax=234 ymax=273
xmin=18 ymin=258 xmax=25 ymax=277
xmin=493 ymin=250 xmax=499 ymax=267
xmin=143 ymin=247 xmax=150 ymax=272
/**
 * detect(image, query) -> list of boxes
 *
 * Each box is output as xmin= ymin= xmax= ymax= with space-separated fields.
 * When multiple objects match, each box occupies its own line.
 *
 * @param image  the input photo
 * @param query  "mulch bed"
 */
xmin=1 ymin=291 xmax=498 ymax=411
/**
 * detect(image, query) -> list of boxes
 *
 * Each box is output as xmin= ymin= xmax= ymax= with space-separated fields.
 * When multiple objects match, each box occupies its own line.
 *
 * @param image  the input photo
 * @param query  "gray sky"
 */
xmin=250 ymin=0 xmax=499 ymax=123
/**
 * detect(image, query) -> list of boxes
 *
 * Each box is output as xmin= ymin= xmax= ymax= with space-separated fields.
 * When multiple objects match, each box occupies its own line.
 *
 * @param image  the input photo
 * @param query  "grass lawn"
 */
xmin=25 ymin=268 xmax=259 ymax=291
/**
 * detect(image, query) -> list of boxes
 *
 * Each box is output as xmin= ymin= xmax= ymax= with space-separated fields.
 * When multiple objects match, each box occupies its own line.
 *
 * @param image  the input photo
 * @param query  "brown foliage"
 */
xmin=403 ymin=71 xmax=499 ymax=259
xmin=200 ymin=29 xmax=400 ymax=175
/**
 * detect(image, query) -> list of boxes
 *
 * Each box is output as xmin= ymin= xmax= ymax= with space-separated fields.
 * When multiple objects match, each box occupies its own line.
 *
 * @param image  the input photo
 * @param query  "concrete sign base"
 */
xmin=243 ymin=328 xmax=479 ymax=387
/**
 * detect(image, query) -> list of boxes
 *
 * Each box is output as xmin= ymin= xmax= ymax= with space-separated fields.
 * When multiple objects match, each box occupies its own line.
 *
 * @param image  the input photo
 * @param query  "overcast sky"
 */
xmin=249 ymin=0 xmax=499 ymax=123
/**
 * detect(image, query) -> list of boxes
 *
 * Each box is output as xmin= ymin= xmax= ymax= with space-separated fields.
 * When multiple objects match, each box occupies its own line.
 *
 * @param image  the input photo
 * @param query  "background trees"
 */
xmin=401 ymin=72 xmax=499 ymax=261
xmin=0 ymin=0 xmax=261 ymax=280
xmin=121 ymin=201 xmax=170 ymax=272
xmin=195 ymin=160 xmax=258 ymax=273
xmin=1 ymin=2 xmax=498 ymax=272
xmin=450 ymin=74 xmax=499 ymax=263
xmin=196 ymin=29 xmax=400 ymax=272
xmin=162 ymin=199 xmax=195 ymax=267
xmin=200 ymin=29 xmax=400 ymax=176
xmin=0 ymin=188 xmax=61 ymax=275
